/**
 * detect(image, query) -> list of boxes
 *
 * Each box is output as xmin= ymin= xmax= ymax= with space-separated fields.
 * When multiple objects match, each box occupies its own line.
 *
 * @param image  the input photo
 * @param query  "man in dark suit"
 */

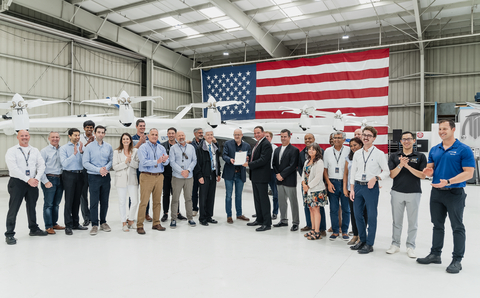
xmin=298 ymin=133 xmax=327 ymax=236
xmin=243 ymin=126 xmax=272 ymax=232
xmin=273 ymin=129 xmax=300 ymax=231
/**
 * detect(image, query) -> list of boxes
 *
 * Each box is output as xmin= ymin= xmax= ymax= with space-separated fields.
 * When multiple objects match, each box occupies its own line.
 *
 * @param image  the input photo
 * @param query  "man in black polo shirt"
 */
xmin=387 ymin=131 xmax=427 ymax=258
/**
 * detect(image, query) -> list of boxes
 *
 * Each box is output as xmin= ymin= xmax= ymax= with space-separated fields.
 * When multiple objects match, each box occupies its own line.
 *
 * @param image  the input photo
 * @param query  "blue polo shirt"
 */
xmin=428 ymin=139 xmax=475 ymax=188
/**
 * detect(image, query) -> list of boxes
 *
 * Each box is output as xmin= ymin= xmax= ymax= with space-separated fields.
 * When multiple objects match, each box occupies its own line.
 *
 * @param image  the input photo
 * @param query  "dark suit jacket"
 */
xmin=273 ymin=144 xmax=299 ymax=187
xmin=222 ymin=139 xmax=251 ymax=182
xmin=248 ymin=137 xmax=272 ymax=184
xmin=298 ymin=146 xmax=324 ymax=176
xmin=194 ymin=141 xmax=221 ymax=180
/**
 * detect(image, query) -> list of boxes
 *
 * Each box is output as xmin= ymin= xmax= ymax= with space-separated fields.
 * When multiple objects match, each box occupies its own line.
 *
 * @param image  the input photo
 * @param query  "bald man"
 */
xmin=354 ymin=129 xmax=362 ymax=139
xmin=5 ymin=130 xmax=48 ymax=244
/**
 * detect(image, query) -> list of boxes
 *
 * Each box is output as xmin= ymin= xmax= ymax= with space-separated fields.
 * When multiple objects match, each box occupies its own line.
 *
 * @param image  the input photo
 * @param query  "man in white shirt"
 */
xmin=5 ymin=130 xmax=48 ymax=245
xmin=324 ymin=131 xmax=351 ymax=241
xmin=349 ymin=126 xmax=390 ymax=254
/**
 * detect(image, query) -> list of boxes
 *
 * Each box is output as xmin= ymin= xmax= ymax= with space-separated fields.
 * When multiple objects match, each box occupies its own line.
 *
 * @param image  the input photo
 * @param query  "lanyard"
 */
xmin=362 ymin=147 xmax=375 ymax=172
xmin=149 ymin=142 xmax=157 ymax=160
xmin=333 ymin=146 xmax=344 ymax=165
xmin=19 ymin=147 xmax=31 ymax=167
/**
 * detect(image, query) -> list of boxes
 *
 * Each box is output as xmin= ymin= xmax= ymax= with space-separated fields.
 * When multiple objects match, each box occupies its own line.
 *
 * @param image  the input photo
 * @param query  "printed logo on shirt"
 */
xmin=410 ymin=158 xmax=418 ymax=163
xmin=449 ymin=151 xmax=457 ymax=155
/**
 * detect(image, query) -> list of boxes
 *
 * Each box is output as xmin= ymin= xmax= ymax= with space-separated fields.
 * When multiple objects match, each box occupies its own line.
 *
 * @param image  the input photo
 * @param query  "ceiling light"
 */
xmin=359 ymin=0 xmax=380 ymax=4
xmin=342 ymin=34 xmax=349 ymax=39
xmin=282 ymin=7 xmax=303 ymax=17
xmin=180 ymin=27 xmax=200 ymax=36
xmin=223 ymin=52 xmax=229 ymax=56
xmin=217 ymin=19 xmax=240 ymax=29
xmin=160 ymin=16 xmax=183 ymax=27
xmin=270 ymin=0 xmax=292 ymax=4
xmin=200 ymin=7 xmax=225 ymax=18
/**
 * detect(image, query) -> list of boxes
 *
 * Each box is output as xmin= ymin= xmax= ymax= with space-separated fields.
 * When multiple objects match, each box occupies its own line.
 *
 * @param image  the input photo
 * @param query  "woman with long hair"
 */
xmin=343 ymin=137 xmax=364 ymax=245
xmin=302 ymin=143 xmax=327 ymax=240
xmin=112 ymin=133 xmax=139 ymax=231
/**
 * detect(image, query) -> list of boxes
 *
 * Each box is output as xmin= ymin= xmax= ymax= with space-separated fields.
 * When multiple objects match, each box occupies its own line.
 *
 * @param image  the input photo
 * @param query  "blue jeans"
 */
xmin=328 ymin=179 xmax=351 ymax=234
xmin=269 ymin=169 xmax=278 ymax=215
xmin=41 ymin=176 xmax=64 ymax=229
xmin=305 ymin=204 xmax=326 ymax=230
xmin=354 ymin=183 xmax=379 ymax=246
xmin=224 ymin=172 xmax=244 ymax=217
xmin=88 ymin=174 xmax=111 ymax=226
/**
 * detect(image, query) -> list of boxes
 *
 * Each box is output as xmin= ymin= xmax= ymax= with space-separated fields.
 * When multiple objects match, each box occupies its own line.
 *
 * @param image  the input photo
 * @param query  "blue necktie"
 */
xmin=208 ymin=144 xmax=214 ymax=171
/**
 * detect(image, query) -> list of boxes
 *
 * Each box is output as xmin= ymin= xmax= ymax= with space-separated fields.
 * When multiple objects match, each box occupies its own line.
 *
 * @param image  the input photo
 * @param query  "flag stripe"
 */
xmin=255 ymin=97 xmax=388 ymax=110
xmin=255 ymin=106 xmax=388 ymax=119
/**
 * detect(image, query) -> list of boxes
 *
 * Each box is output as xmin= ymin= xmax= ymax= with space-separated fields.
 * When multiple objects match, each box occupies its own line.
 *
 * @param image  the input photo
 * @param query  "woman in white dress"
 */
xmin=112 ymin=133 xmax=139 ymax=231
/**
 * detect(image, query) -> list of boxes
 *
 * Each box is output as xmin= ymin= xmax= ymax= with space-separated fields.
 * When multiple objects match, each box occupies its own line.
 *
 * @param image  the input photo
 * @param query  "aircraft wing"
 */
xmin=216 ymin=100 xmax=244 ymax=108
xmin=466 ymin=102 xmax=480 ymax=109
xmin=81 ymin=99 xmax=114 ymax=105
xmin=129 ymin=95 xmax=160 ymax=104
xmin=28 ymin=114 xmax=113 ymax=129
xmin=26 ymin=99 xmax=65 ymax=109
xmin=0 ymin=102 xmax=13 ymax=110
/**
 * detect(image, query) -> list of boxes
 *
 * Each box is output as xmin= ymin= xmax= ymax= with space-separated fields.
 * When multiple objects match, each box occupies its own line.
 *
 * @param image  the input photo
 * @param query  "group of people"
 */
xmin=4 ymin=118 xmax=475 ymax=274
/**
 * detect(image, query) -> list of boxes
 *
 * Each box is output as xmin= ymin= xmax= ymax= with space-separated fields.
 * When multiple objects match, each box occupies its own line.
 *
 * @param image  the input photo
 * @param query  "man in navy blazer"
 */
xmin=222 ymin=129 xmax=251 ymax=224
xmin=273 ymin=129 xmax=300 ymax=231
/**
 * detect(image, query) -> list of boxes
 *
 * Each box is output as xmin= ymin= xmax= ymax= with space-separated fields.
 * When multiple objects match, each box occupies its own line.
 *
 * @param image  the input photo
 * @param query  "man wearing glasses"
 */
xmin=387 ymin=132 xmax=427 ymax=258
xmin=349 ymin=126 xmax=390 ymax=254
xmin=169 ymin=131 xmax=197 ymax=228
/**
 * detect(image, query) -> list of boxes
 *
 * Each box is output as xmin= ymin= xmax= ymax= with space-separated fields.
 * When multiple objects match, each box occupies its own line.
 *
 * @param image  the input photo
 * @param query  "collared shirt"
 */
xmin=279 ymin=145 xmax=287 ymax=163
xmin=40 ymin=144 xmax=62 ymax=184
xmin=59 ymin=142 xmax=83 ymax=171
xmin=205 ymin=141 xmax=217 ymax=171
xmin=5 ymin=144 xmax=45 ymax=183
xmin=169 ymin=143 xmax=197 ymax=179
xmin=388 ymin=150 xmax=427 ymax=193
xmin=324 ymin=145 xmax=350 ymax=179
xmin=350 ymin=145 xmax=390 ymax=185
xmin=138 ymin=141 xmax=169 ymax=173
xmin=82 ymin=140 xmax=113 ymax=175
xmin=79 ymin=133 xmax=95 ymax=147
xmin=428 ymin=139 xmax=475 ymax=188
xmin=270 ymin=143 xmax=277 ymax=169
xmin=132 ymin=133 xmax=160 ymax=147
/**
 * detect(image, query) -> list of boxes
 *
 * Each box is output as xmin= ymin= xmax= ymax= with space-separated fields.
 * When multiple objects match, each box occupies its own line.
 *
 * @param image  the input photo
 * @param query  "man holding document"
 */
xmin=222 ymin=129 xmax=251 ymax=224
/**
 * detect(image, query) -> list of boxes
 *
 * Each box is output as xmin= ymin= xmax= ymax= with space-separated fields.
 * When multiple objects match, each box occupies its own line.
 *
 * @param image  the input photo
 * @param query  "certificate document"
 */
xmin=234 ymin=151 xmax=247 ymax=165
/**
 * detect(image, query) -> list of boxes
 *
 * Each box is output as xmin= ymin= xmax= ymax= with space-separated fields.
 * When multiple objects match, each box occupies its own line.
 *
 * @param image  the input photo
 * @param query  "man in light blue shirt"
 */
xmin=169 ymin=130 xmax=197 ymax=228
xmin=59 ymin=128 xmax=88 ymax=235
xmin=83 ymin=125 xmax=113 ymax=236
xmin=40 ymin=131 xmax=64 ymax=234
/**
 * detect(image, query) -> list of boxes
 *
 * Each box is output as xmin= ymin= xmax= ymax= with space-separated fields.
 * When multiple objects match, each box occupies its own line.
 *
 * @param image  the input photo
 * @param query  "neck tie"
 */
xmin=251 ymin=141 xmax=259 ymax=161
xmin=208 ymin=144 xmax=214 ymax=171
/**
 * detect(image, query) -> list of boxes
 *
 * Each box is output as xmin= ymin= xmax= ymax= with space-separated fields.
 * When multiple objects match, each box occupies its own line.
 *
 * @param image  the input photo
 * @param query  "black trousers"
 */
xmin=198 ymin=171 xmax=217 ymax=222
xmin=5 ymin=178 xmax=40 ymax=237
xmin=252 ymin=182 xmax=272 ymax=226
xmin=430 ymin=187 xmax=467 ymax=260
xmin=162 ymin=174 xmax=178 ymax=214
xmin=80 ymin=169 xmax=90 ymax=222
xmin=192 ymin=178 xmax=199 ymax=212
xmin=62 ymin=171 xmax=84 ymax=228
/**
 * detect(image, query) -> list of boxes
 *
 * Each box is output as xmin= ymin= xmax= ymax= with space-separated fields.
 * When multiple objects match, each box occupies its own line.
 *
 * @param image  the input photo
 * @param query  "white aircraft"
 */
xmin=0 ymin=93 xmax=65 ymax=135
xmin=466 ymin=102 xmax=480 ymax=109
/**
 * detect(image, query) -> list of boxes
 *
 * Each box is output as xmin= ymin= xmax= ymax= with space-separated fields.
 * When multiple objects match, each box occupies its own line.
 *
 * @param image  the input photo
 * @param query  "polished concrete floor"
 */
xmin=0 ymin=176 xmax=478 ymax=298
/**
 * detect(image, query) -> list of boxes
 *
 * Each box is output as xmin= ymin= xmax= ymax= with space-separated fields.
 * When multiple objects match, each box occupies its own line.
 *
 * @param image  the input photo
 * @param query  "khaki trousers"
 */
xmin=171 ymin=177 xmax=193 ymax=221
xmin=137 ymin=173 xmax=163 ymax=228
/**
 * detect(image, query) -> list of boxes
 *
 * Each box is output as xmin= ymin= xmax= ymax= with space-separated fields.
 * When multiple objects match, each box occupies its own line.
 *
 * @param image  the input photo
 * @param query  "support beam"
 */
xmin=0 ymin=0 xmax=13 ymax=12
xmin=12 ymin=0 xmax=198 ymax=79
xmin=412 ymin=0 xmax=425 ymax=131
xmin=96 ymin=0 xmax=159 ymax=16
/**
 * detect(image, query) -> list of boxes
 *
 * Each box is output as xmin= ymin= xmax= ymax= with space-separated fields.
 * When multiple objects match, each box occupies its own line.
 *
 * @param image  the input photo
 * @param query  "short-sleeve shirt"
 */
xmin=388 ymin=151 xmax=427 ymax=193
xmin=428 ymin=139 xmax=476 ymax=188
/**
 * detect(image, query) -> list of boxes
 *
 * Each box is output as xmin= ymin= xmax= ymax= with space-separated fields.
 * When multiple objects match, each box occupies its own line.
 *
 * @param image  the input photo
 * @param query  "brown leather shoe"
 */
xmin=52 ymin=225 xmax=65 ymax=230
xmin=300 ymin=225 xmax=311 ymax=232
xmin=137 ymin=227 xmax=146 ymax=235
xmin=236 ymin=215 xmax=250 ymax=221
xmin=145 ymin=214 xmax=153 ymax=222
xmin=320 ymin=230 xmax=327 ymax=237
xmin=152 ymin=224 xmax=166 ymax=231
xmin=46 ymin=228 xmax=56 ymax=235
xmin=227 ymin=217 xmax=233 ymax=224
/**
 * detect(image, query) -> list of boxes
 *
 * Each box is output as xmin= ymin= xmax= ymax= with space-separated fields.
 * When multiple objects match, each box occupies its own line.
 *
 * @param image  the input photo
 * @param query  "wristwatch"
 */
xmin=375 ymin=176 xmax=380 ymax=181
xmin=446 ymin=179 xmax=451 ymax=186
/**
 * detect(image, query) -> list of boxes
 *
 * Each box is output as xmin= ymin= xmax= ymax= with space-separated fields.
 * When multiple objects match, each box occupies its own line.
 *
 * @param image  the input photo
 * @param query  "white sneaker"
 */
xmin=407 ymin=247 xmax=416 ymax=258
xmin=90 ymin=226 xmax=98 ymax=236
xmin=386 ymin=245 xmax=400 ymax=254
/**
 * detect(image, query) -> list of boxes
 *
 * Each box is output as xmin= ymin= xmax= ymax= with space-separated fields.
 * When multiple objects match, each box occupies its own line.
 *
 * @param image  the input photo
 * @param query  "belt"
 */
xmin=235 ymin=169 xmax=241 ymax=173
xmin=436 ymin=187 xmax=461 ymax=191
xmin=65 ymin=170 xmax=82 ymax=174
xmin=141 ymin=172 xmax=163 ymax=176
xmin=46 ymin=174 xmax=61 ymax=177
xmin=355 ymin=181 xmax=368 ymax=185
xmin=330 ymin=178 xmax=343 ymax=181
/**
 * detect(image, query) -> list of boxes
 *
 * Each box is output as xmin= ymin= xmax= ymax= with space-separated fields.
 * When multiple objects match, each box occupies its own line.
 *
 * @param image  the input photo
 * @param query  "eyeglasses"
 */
xmin=182 ymin=152 xmax=188 ymax=159
xmin=333 ymin=137 xmax=343 ymax=140
xmin=401 ymin=138 xmax=414 ymax=142
xmin=362 ymin=134 xmax=374 ymax=139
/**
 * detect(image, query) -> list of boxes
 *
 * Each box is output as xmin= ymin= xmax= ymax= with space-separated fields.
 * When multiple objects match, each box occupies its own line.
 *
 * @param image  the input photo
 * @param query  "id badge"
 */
xmin=361 ymin=173 xmax=366 ymax=181
xmin=335 ymin=167 xmax=339 ymax=174
xmin=25 ymin=170 xmax=30 ymax=176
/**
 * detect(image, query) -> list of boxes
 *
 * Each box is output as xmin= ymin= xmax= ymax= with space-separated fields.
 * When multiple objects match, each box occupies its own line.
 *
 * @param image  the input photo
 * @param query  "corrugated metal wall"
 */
xmin=152 ymin=66 xmax=192 ymax=118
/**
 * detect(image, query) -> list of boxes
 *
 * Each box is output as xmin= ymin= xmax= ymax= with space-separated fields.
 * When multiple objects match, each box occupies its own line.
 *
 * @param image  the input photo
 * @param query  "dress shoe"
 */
xmin=386 ymin=245 xmax=400 ymax=254
xmin=65 ymin=228 xmax=73 ymax=235
xmin=177 ymin=213 xmax=187 ymax=221
xmin=300 ymin=225 xmax=311 ymax=232
xmin=29 ymin=229 xmax=48 ymax=236
xmin=161 ymin=214 xmax=168 ymax=222
xmin=416 ymin=253 xmax=442 ymax=265
xmin=252 ymin=214 xmax=257 ymax=218
xmin=82 ymin=220 xmax=90 ymax=227
xmin=350 ymin=241 xmax=366 ymax=251
xmin=46 ymin=228 xmax=56 ymax=235
xmin=72 ymin=225 xmax=88 ymax=230
xmin=256 ymin=225 xmax=271 ymax=232
xmin=145 ymin=214 xmax=153 ymax=222
xmin=227 ymin=217 xmax=233 ymax=224
xmin=347 ymin=236 xmax=359 ymax=245
xmin=137 ymin=227 xmax=146 ymax=235
xmin=236 ymin=215 xmax=250 ymax=221
xmin=207 ymin=218 xmax=218 ymax=224
xmin=358 ymin=244 xmax=374 ymax=254
xmin=192 ymin=210 xmax=198 ymax=217
xmin=247 ymin=221 xmax=260 ymax=226
xmin=152 ymin=224 xmax=166 ymax=231
xmin=273 ymin=222 xmax=288 ymax=228
xmin=446 ymin=259 xmax=462 ymax=274
xmin=290 ymin=224 xmax=298 ymax=232
xmin=272 ymin=213 xmax=277 ymax=220
xmin=200 ymin=221 xmax=209 ymax=226
xmin=52 ymin=225 xmax=65 ymax=230
xmin=5 ymin=236 xmax=17 ymax=245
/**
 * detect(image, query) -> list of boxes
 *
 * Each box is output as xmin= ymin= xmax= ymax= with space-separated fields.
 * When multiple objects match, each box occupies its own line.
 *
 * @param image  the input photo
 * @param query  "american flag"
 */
xmin=202 ymin=49 xmax=389 ymax=152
